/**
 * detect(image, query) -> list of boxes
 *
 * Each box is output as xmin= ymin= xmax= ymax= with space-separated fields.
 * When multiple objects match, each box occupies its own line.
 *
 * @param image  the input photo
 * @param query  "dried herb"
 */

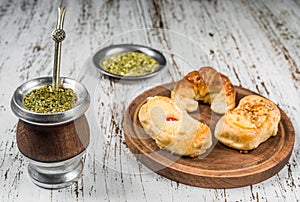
xmin=101 ymin=51 xmax=159 ymax=76
xmin=23 ymin=86 xmax=77 ymax=113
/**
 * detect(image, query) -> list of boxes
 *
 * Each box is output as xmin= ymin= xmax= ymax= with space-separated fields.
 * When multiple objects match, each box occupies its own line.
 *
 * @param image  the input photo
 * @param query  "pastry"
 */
xmin=214 ymin=95 xmax=280 ymax=151
xmin=138 ymin=96 xmax=212 ymax=157
xmin=171 ymin=66 xmax=236 ymax=114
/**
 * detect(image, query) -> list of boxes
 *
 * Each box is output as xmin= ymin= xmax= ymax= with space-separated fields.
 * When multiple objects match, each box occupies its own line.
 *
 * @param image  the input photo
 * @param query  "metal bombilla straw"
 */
xmin=52 ymin=7 xmax=66 ymax=90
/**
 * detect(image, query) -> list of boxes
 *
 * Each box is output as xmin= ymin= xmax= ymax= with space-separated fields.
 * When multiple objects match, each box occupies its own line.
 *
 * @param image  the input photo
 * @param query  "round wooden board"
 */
xmin=123 ymin=83 xmax=295 ymax=188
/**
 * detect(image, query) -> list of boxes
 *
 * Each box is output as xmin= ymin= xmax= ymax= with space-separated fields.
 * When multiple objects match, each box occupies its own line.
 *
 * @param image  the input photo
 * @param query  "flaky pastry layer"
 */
xmin=172 ymin=66 xmax=236 ymax=114
xmin=214 ymin=95 xmax=280 ymax=151
xmin=138 ymin=96 xmax=212 ymax=157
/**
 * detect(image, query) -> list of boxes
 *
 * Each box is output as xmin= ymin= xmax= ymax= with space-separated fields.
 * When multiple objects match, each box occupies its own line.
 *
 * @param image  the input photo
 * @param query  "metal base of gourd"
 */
xmin=27 ymin=152 xmax=85 ymax=189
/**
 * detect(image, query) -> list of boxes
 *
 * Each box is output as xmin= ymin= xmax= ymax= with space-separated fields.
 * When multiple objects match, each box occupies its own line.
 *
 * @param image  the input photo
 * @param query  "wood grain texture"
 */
xmin=0 ymin=0 xmax=299 ymax=201
xmin=124 ymin=83 xmax=295 ymax=188
xmin=16 ymin=115 xmax=90 ymax=162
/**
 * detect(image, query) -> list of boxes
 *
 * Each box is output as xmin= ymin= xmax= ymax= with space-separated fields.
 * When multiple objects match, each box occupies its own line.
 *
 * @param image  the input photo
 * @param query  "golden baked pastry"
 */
xmin=214 ymin=95 xmax=281 ymax=151
xmin=138 ymin=96 xmax=212 ymax=157
xmin=172 ymin=66 xmax=236 ymax=114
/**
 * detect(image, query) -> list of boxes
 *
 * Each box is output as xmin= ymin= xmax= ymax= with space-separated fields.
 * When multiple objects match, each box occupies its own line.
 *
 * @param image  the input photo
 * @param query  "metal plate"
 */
xmin=92 ymin=44 xmax=167 ymax=80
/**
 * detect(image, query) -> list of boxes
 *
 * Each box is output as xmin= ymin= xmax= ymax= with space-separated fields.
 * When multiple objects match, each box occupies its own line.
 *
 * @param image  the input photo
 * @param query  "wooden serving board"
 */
xmin=123 ymin=83 xmax=295 ymax=188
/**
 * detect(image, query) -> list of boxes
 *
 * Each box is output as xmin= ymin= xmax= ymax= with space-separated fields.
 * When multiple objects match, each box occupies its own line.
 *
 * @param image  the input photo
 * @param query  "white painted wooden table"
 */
xmin=1 ymin=0 xmax=300 ymax=201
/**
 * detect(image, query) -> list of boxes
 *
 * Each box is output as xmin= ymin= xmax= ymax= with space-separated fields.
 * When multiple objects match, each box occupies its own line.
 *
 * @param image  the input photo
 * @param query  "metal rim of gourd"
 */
xmin=10 ymin=77 xmax=90 ymax=126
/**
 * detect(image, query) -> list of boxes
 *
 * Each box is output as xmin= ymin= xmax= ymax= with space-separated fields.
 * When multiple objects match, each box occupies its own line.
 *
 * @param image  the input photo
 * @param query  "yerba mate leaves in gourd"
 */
xmin=23 ymin=86 xmax=77 ymax=113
